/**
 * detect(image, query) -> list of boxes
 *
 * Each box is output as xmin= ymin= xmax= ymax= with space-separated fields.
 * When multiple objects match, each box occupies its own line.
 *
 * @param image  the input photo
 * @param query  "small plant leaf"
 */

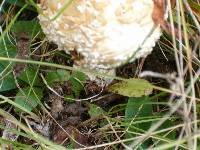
xmin=71 ymin=71 xmax=87 ymax=82
xmin=57 ymin=69 xmax=70 ymax=81
xmin=18 ymin=68 xmax=41 ymax=86
xmin=46 ymin=69 xmax=70 ymax=85
xmin=46 ymin=71 xmax=60 ymax=84
xmin=69 ymin=71 xmax=86 ymax=97
xmin=0 ymin=35 xmax=17 ymax=66
xmin=125 ymin=97 xmax=152 ymax=148
xmin=15 ymin=87 xmax=43 ymax=112
xmin=88 ymin=104 xmax=105 ymax=118
xmin=0 ymin=64 xmax=16 ymax=92
xmin=108 ymin=78 xmax=153 ymax=97
xmin=125 ymin=97 xmax=152 ymax=129
xmin=0 ymin=32 xmax=17 ymax=92
xmin=11 ymin=20 xmax=44 ymax=39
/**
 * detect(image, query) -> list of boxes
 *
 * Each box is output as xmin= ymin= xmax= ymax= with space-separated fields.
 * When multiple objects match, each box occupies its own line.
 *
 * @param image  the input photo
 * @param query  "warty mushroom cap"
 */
xmin=38 ymin=0 xmax=162 ymax=71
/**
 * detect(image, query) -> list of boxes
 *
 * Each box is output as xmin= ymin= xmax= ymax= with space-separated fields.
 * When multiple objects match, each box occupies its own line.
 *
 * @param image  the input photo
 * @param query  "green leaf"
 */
xmin=46 ymin=71 xmax=60 ymax=85
xmin=0 ymin=64 xmax=16 ymax=92
xmin=46 ymin=69 xmax=70 ymax=85
xmin=0 ymin=35 xmax=17 ymax=66
xmin=18 ymin=68 xmax=41 ymax=86
xmin=108 ymin=78 xmax=153 ymax=97
xmin=15 ymin=87 xmax=43 ymax=112
xmin=69 ymin=71 xmax=86 ymax=97
xmin=88 ymin=104 xmax=105 ymax=118
xmin=125 ymin=97 xmax=152 ymax=129
xmin=125 ymin=97 xmax=152 ymax=148
xmin=11 ymin=20 xmax=45 ymax=39
xmin=0 ymin=34 xmax=17 ymax=92
xmin=57 ymin=69 xmax=70 ymax=81
xmin=71 ymin=71 xmax=87 ymax=82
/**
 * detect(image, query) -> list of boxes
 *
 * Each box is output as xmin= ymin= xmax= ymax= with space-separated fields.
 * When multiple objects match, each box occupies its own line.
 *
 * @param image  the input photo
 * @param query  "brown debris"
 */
xmin=49 ymin=85 xmax=64 ymax=118
xmin=50 ymin=100 xmax=88 ymax=147
xmin=13 ymin=32 xmax=29 ymax=76
xmin=0 ymin=115 xmax=18 ymax=150
xmin=52 ymin=126 xmax=91 ymax=148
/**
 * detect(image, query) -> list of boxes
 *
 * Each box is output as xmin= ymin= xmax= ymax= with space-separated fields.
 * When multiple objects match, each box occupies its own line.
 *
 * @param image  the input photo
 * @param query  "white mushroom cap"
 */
xmin=38 ymin=0 xmax=161 ymax=70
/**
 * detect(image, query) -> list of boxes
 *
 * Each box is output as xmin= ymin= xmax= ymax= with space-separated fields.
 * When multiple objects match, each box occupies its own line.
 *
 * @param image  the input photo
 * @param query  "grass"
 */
xmin=0 ymin=0 xmax=200 ymax=149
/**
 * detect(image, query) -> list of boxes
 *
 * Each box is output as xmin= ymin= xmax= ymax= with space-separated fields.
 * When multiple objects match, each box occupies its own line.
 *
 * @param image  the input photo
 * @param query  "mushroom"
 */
xmin=38 ymin=0 xmax=168 ymax=83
